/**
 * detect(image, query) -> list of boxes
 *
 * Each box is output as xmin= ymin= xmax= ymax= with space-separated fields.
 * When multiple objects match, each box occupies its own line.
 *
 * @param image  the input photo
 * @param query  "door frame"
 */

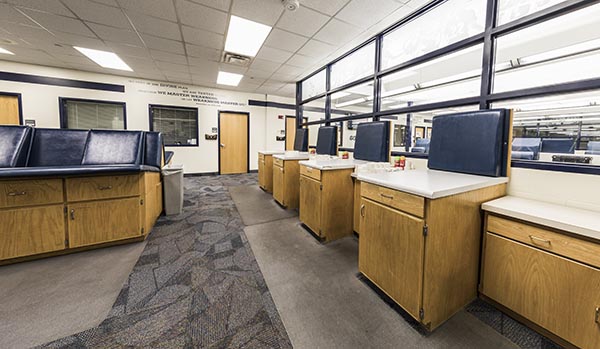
xmin=285 ymin=115 xmax=308 ymax=150
xmin=0 ymin=91 xmax=23 ymax=125
xmin=217 ymin=110 xmax=250 ymax=175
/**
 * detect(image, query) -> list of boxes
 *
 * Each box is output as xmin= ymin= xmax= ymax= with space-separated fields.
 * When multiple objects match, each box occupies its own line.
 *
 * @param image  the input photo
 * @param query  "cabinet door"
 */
xmin=258 ymin=159 xmax=265 ymax=189
xmin=359 ymin=198 xmax=424 ymax=319
xmin=299 ymin=176 xmax=321 ymax=235
xmin=273 ymin=165 xmax=285 ymax=205
xmin=483 ymin=233 xmax=600 ymax=349
xmin=264 ymin=156 xmax=274 ymax=193
xmin=353 ymin=180 xmax=361 ymax=234
xmin=0 ymin=205 xmax=65 ymax=260
xmin=68 ymin=197 xmax=141 ymax=248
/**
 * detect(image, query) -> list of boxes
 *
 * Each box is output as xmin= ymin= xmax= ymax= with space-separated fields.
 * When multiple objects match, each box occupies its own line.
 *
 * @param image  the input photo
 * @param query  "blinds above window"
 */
xmin=150 ymin=106 xmax=198 ymax=146
xmin=65 ymin=100 xmax=125 ymax=130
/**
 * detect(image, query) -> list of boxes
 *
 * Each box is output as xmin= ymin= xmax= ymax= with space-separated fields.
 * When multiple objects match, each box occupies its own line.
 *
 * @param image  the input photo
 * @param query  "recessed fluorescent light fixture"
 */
xmin=217 ymin=71 xmax=243 ymax=86
xmin=0 ymin=47 xmax=14 ymax=55
xmin=73 ymin=46 xmax=132 ymax=71
xmin=225 ymin=15 xmax=272 ymax=57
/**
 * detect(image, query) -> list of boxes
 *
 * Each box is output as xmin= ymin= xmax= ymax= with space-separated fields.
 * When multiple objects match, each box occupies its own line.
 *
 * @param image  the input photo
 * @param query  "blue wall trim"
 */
xmin=0 ymin=71 xmax=125 ymax=92
xmin=248 ymin=100 xmax=295 ymax=109
xmin=390 ymin=151 xmax=429 ymax=159
xmin=511 ymin=160 xmax=600 ymax=175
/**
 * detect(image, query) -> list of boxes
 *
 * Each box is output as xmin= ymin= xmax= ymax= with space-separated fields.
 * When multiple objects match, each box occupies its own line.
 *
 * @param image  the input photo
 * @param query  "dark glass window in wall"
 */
xmin=496 ymin=0 xmax=567 ymax=25
xmin=330 ymin=42 xmax=376 ymax=89
xmin=150 ymin=105 xmax=198 ymax=146
xmin=331 ymin=81 xmax=374 ymax=115
xmin=63 ymin=99 xmax=125 ymax=130
xmin=301 ymin=69 xmax=326 ymax=101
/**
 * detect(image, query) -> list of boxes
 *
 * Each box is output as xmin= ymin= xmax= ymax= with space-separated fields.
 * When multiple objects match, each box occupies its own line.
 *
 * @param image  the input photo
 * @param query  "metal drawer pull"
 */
xmin=595 ymin=307 xmax=599 ymax=324
xmin=70 ymin=209 xmax=75 ymax=220
xmin=7 ymin=191 xmax=27 ymax=196
xmin=380 ymin=193 xmax=394 ymax=199
xmin=529 ymin=235 xmax=552 ymax=248
xmin=306 ymin=168 xmax=311 ymax=172
xmin=360 ymin=204 xmax=365 ymax=217
xmin=98 ymin=185 xmax=113 ymax=190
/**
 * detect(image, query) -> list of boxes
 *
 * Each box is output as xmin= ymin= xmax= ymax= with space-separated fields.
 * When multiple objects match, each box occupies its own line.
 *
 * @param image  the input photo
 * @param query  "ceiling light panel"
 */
xmin=217 ymin=71 xmax=243 ymax=86
xmin=225 ymin=16 xmax=272 ymax=57
xmin=0 ymin=47 xmax=14 ymax=55
xmin=74 ymin=46 xmax=132 ymax=71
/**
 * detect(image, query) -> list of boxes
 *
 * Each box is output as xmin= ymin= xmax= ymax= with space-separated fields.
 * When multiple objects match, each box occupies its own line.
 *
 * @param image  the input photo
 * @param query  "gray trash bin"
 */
xmin=162 ymin=165 xmax=184 ymax=215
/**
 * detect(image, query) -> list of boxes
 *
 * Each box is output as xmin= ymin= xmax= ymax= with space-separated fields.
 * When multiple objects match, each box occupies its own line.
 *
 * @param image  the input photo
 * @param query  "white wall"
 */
xmin=0 ymin=61 xmax=295 ymax=174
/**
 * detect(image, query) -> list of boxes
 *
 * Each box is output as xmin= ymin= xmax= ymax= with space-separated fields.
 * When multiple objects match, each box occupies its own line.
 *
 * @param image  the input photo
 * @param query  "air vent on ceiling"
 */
xmin=222 ymin=52 xmax=251 ymax=66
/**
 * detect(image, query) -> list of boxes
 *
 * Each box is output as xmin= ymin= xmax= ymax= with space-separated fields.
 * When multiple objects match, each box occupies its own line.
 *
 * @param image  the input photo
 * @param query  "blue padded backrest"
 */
xmin=428 ymin=109 xmax=510 ymax=177
xmin=541 ymin=138 xmax=575 ymax=154
xmin=315 ymin=126 xmax=337 ymax=155
xmin=413 ymin=138 xmax=431 ymax=152
xmin=82 ymin=130 xmax=144 ymax=165
xmin=354 ymin=121 xmax=390 ymax=162
xmin=585 ymin=141 xmax=600 ymax=154
xmin=293 ymin=128 xmax=309 ymax=151
xmin=512 ymin=138 xmax=541 ymax=160
xmin=28 ymin=128 xmax=89 ymax=167
xmin=144 ymin=131 xmax=163 ymax=168
xmin=0 ymin=125 xmax=32 ymax=168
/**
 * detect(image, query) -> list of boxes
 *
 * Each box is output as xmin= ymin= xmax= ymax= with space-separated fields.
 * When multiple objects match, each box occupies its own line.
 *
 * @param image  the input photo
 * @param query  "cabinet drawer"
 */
xmin=259 ymin=153 xmax=265 ymax=161
xmin=273 ymin=158 xmax=284 ymax=167
xmin=487 ymin=214 xmax=600 ymax=268
xmin=300 ymin=165 xmax=321 ymax=181
xmin=66 ymin=175 xmax=140 ymax=202
xmin=361 ymin=181 xmax=424 ymax=218
xmin=0 ymin=179 xmax=63 ymax=208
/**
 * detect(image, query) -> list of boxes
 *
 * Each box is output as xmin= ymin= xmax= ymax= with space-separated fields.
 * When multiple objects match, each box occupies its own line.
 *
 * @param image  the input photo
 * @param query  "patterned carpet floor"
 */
xmin=41 ymin=173 xmax=291 ymax=349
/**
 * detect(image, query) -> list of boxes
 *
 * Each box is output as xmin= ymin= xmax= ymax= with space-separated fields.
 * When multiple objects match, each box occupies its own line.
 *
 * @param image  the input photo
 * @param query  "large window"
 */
xmin=61 ymin=98 xmax=126 ymax=130
xmin=330 ymin=42 xmax=375 ymax=89
xmin=301 ymin=69 xmax=326 ymax=101
xmin=149 ymin=105 xmax=198 ymax=146
xmin=331 ymin=81 xmax=373 ymax=115
xmin=496 ymin=0 xmax=566 ymax=25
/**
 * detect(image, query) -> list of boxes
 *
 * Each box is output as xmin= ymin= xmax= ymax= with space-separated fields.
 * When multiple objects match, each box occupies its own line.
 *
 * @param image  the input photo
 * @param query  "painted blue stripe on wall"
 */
xmin=0 ymin=71 xmax=125 ymax=92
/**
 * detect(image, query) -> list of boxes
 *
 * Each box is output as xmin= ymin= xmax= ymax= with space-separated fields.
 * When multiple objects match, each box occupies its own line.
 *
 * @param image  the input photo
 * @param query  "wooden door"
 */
xmin=68 ymin=197 xmax=140 ymax=248
xmin=299 ymin=176 xmax=321 ymax=235
xmin=483 ymin=233 xmax=600 ymax=349
xmin=359 ymin=198 xmax=424 ymax=319
xmin=273 ymin=164 xmax=284 ymax=205
xmin=0 ymin=94 xmax=20 ymax=125
xmin=219 ymin=112 xmax=248 ymax=174
xmin=286 ymin=117 xmax=296 ymax=150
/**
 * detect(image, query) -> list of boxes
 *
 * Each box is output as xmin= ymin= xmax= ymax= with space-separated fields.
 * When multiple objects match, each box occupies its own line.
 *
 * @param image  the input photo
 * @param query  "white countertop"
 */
xmin=273 ymin=151 xmax=310 ymax=160
xmin=299 ymin=158 xmax=370 ymax=170
xmin=482 ymin=196 xmax=600 ymax=241
xmin=357 ymin=169 xmax=508 ymax=199
xmin=258 ymin=150 xmax=285 ymax=155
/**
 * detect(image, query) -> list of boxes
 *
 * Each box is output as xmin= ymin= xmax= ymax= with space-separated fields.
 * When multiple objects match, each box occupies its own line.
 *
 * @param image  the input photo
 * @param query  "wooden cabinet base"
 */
xmin=258 ymin=154 xmax=275 ymax=193
xmin=273 ymin=160 xmax=300 ymax=209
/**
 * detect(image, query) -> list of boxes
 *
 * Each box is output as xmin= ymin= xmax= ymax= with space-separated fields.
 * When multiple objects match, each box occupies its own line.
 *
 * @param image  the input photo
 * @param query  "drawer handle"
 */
xmin=98 ymin=185 xmax=113 ymax=191
xmin=360 ymin=204 xmax=365 ymax=217
xmin=596 ymin=307 xmax=599 ymax=324
xmin=529 ymin=235 xmax=552 ymax=249
xmin=70 ymin=209 xmax=75 ymax=220
xmin=306 ymin=168 xmax=312 ymax=172
xmin=380 ymin=193 xmax=394 ymax=200
xmin=7 ymin=191 xmax=27 ymax=196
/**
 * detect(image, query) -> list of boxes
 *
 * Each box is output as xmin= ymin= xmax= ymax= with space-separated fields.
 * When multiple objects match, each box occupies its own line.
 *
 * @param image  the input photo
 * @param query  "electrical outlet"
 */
xmin=276 ymin=136 xmax=285 ymax=141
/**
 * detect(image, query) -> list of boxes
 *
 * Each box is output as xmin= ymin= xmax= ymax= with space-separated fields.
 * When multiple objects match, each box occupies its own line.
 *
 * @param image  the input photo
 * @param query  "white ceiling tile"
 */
xmin=231 ymin=0 xmax=283 ymax=26
xmin=250 ymin=58 xmax=280 ymax=72
xmin=8 ymin=0 xmax=73 ymax=17
xmin=189 ymin=60 xmax=219 ymax=79
xmin=0 ymin=4 xmax=35 ymax=24
xmin=263 ymin=28 xmax=307 ymax=53
xmin=21 ymin=9 xmax=96 ymax=36
xmin=0 ymin=22 xmax=54 ymax=42
xmin=313 ymin=18 xmax=360 ymax=46
xmin=164 ymin=70 xmax=191 ymax=78
xmin=88 ymin=22 xmax=142 ymax=45
xmin=150 ymin=50 xmax=188 ymax=64
xmin=157 ymin=61 xmax=190 ymax=73
xmin=117 ymin=0 xmax=177 ymax=21
xmin=297 ymin=39 xmax=335 ymax=59
xmin=286 ymin=53 xmax=318 ymax=67
xmin=187 ymin=0 xmax=231 ymax=12
xmin=276 ymin=6 xmax=329 ymax=37
xmin=52 ymin=32 xmax=109 ymax=50
xmin=181 ymin=26 xmax=223 ymax=50
xmin=89 ymin=0 xmax=119 ymax=6
xmin=141 ymin=34 xmax=185 ymax=54
xmin=176 ymin=0 xmax=227 ymax=34
xmin=335 ymin=0 xmax=401 ymax=28
xmin=219 ymin=62 xmax=247 ymax=75
xmin=275 ymin=64 xmax=304 ymax=76
xmin=52 ymin=52 xmax=99 ymax=65
xmin=245 ymin=68 xmax=273 ymax=79
xmin=269 ymin=71 xmax=297 ymax=82
xmin=255 ymin=45 xmax=292 ymax=63
xmin=106 ymin=41 xmax=149 ymax=58
xmin=301 ymin=0 xmax=350 ymax=16
xmin=62 ymin=0 xmax=131 ymax=28
xmin=276 ymin=83 xmax=295 ymax=96
xmin=186 ymin=44 xmax=221 ymax=61
xmin=126 ymin=11 xmax=181 ymax=41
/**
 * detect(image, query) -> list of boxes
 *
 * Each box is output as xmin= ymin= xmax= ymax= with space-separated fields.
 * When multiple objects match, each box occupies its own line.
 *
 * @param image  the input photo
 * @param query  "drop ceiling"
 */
xmin=0 ymin=0 xmax=429 ymax=97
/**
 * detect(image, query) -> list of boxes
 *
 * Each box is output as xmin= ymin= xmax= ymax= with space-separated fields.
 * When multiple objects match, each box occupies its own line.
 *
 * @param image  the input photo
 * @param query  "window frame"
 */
xmin=59 ymin=97 xmax=127 ymax=130
xmin=148 ymin=104 xmax=199 ymax=147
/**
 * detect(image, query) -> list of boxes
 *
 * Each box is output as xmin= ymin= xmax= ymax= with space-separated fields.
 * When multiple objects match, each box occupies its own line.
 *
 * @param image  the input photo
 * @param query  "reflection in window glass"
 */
xmin=381 ymin=0 xmax=485 ymax=70
xmin=331 ymin=81 xmax=374 ymax=115
xmin=493 ymin=4 xmax=600 ymax=93
xmin=330 ymin=42 xmax=375 ymax=89
xmin=341 ymin=118 xmax=373 ymax=150
xmin=497 ymin=0 xmax=566 ymax=25
xmin=493 ymin=91 xmax=600 ymax=166
xmin=380 ymin=44 xmax=483 ymax=108
xmin=301 ymin=69 xmax=326 ymax=101
xmin=302 ymin=96 xmax=326 ymax=147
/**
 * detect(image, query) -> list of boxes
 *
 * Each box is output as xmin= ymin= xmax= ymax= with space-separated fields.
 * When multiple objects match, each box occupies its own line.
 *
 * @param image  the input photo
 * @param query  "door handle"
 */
xmin=7 ymin=191 xmax=27 ymax=196
xmin=595 ymin=307 xmax=599 ymax=324
xmin=360 ymin=204 xmax=365 ymax=217
xmin=70 ymin=209 xmax=75 ymax=220
xmin=529 ymin=235 xmax=552 ymax=249
xmin=220 ymin=143 xmax=225 ymax=148
xmin=380 ymin=193 xmax=394 ymax=200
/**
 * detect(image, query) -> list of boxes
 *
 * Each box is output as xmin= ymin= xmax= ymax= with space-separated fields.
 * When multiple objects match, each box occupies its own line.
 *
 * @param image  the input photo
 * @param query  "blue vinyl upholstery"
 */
xmin=165 ymin=151 xmax=174 ymax=165
xmin=144 ymin=131 xmax=164 ymax=168
xmin=428 ymin=109 xmax=510 ymax=177
xmin=0 ymin=125 xmax=32 ymax=168
xmin=0 ymin=165 xmax=159 ymax=178
xmin=511 ymin=138 xmax=541 ymax=160
xmin=82 ymin=130 xmax=144 ymax=165
xmin=585 ymin=141 xmax=600 ymax=155
xmin=28 ymin=128 xmax=89 ymax=167
xmin=354 ymin=121 xmax=390 ymax=162
xmin=541 ymin=138 xmax=575 ymax=154
xmin=315 ymin=126 xmax=337 ymax=155
xmin=293 ymin=128 xmax=309 ymax=152
xmin=411 ymin=138 xmax=430 ymax=153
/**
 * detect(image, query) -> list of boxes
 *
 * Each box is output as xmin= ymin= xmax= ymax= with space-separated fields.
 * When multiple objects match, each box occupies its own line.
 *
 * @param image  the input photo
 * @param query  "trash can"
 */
xmin=162 ymin=164 xmax=184 ymax=215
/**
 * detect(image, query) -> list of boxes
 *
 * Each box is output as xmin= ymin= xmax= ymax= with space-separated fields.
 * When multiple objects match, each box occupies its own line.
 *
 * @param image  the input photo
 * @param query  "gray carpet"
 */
xmin=40 ymin=173 xmax=292 ymax=348
xmin=229 ymin=185 xmax=297 ymax=226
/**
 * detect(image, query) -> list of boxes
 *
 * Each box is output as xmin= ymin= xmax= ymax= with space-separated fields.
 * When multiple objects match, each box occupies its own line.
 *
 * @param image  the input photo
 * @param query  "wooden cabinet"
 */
xmin=272 ymin=159 xmax=301 ymax=209
xmin=66 ymin=175 xmax=140 ymax=202
xmin=359 ymin=182 xmax=506 ymax=330
xmin=353 ymin=179 xmax=361 ymax=234
xmin=481 ymin=215 xmax=600 ymax=348
xmin=258 ymin=154 xmax=276 ymax=193
xmin=0 ymin=179 xmax=63 ymax=209
xmin=299 ymin=166 xmax=354 ymax=242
